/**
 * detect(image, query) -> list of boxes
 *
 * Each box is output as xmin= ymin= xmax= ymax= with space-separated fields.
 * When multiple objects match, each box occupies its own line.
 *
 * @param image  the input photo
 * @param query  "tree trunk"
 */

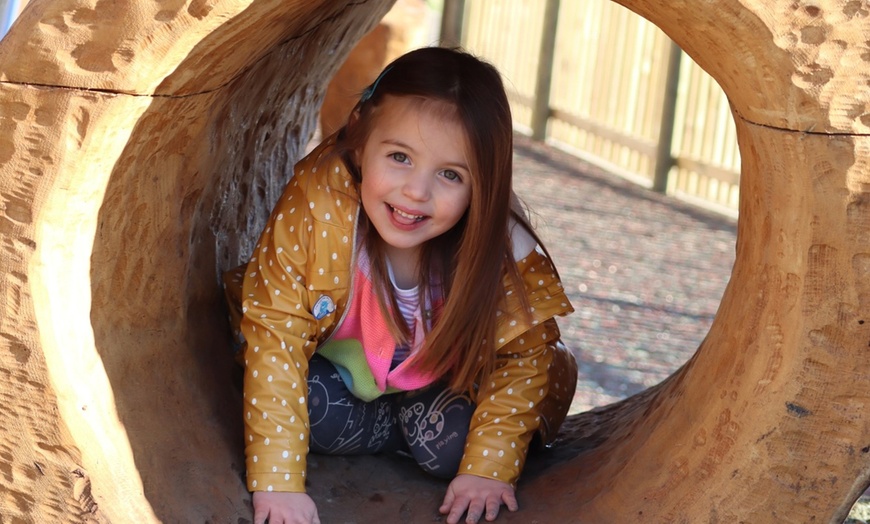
xmin=0 ymin=0 xmax=867 ymax=522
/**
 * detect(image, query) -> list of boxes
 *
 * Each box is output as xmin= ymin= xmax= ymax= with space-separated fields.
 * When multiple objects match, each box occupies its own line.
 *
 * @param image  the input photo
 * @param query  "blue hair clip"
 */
xmin=360 ymin=65 xmax=393 ymax=103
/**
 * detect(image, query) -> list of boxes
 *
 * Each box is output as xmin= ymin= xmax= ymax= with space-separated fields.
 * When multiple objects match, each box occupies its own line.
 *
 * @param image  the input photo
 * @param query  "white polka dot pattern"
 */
xmin=236 ymin=136 xmax=358 ymax=494
xmin=456 ymin=245 xmax=577 ymax=487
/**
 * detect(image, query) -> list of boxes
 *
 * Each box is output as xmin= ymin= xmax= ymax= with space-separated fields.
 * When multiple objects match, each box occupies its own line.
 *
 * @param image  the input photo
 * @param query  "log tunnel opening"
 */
xmin=2 ymin=0 xmax=869 ymax=522
xmin=77 ymin=1 xmax=732 ymax=517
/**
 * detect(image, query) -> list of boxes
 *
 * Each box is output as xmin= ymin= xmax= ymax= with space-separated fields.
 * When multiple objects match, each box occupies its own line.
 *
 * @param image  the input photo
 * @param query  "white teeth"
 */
xmin=392 ymin=206 xmax=424 ymax=221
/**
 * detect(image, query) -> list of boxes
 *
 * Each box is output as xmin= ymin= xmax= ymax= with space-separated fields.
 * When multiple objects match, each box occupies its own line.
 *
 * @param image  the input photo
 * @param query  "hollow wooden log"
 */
xmin=524 ymin=2 xmax=870 ymax=522
xmin=0 ymin=0 xmax=867 ymax=523
xmin=0 ymin=1 xmax=394 ymax=521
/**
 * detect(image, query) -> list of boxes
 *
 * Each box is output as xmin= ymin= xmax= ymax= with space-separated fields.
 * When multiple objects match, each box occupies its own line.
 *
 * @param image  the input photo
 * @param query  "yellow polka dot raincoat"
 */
xmin=224 ymin=135 xmax=578 ymax=494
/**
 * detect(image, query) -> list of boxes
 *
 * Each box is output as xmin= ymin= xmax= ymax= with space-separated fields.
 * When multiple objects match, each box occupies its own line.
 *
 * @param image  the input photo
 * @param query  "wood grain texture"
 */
xmin=0 ymin=1 xmax=393 ymax=521
xmin=522 ymin=1 xmax=870 ymax=522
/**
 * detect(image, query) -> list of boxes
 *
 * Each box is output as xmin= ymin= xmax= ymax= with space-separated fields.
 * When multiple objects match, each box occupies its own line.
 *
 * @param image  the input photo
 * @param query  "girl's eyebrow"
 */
xmin=443 ymin=160 xmax=471 ymax=173
xmin=382 ymin=139 xmax=470 ymax=172
xmin=382 ymin=138 xmax=415 ymax=152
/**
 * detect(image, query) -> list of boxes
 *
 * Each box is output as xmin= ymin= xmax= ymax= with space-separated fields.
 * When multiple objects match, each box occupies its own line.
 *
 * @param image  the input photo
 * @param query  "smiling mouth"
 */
xmin=389 ymin=205 xmax=427 ymax=223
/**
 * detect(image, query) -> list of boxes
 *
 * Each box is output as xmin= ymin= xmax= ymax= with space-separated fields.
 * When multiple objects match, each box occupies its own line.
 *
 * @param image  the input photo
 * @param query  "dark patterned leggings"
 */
xmin=307 ymin=354 xmax=474 ymax=479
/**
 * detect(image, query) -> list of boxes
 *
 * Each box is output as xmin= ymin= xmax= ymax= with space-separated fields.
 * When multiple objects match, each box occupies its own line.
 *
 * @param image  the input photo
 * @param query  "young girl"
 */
xmin=226 ymin=47 xmax=577 ymax=524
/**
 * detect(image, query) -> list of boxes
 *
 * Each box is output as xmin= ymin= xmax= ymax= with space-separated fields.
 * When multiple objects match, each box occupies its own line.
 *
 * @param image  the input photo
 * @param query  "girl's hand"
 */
xmin=439 ymin=474 xmax=519 ymax=523
xmin=252 ymin=491 xmax=320 ymax=524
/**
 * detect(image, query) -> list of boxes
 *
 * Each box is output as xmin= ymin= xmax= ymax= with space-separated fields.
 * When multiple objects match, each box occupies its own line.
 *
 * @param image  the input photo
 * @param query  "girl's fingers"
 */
xmin=440 ymin=488 xmax=456 ymax=513
xmin=464 ymin=500 xmax=486 ymax=524
xmin=484 ymin=496 xmax=501 ymax=521
xmin=502 ymin=490 xmax=519 ymax=512
xmin=445 ymin=496 xmax=470 ymax=524
xmin=447 ymin=505 xmax=466 ymax=524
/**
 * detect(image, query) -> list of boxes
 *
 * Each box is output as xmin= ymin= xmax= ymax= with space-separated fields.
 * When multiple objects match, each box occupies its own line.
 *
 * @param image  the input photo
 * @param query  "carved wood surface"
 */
xmin=0 ymin=1 xmax=394 ymax=521
xmin=0 ymin=0 xmax=867 ymax=522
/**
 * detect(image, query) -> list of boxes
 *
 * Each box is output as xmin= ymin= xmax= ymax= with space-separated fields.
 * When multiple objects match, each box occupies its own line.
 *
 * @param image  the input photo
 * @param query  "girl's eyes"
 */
xmin=386 ymin=152 xmax=464 ymax=182
xmin=389 ymin=152 xmax=409 ymax=164
xmin=440 ymin=169 xmax=462 ymax=182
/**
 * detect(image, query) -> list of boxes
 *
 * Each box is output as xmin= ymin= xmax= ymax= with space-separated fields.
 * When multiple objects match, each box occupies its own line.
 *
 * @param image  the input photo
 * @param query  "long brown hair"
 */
xmin=332 ymin=47 xmax=529 ymax=392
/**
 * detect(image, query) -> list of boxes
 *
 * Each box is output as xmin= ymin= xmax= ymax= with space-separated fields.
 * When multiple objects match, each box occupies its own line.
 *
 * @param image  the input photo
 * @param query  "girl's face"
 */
xmin=357 ymin=96 xmax=472 ymax=267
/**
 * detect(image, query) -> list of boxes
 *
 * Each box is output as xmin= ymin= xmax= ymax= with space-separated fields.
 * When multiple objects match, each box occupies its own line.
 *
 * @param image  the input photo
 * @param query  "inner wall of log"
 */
xmin=2 ymin=1 xmax=394 ymax=521
xmin=88 ymin=7 xmax=393 ymax=521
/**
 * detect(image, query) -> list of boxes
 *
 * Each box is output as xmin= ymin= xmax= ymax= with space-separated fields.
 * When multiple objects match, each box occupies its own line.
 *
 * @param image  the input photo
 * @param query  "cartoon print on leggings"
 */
xmin=307 ymin=363 xmax=396 ymax=454
xmin=399 ymin=388 xmax=473 ymax=475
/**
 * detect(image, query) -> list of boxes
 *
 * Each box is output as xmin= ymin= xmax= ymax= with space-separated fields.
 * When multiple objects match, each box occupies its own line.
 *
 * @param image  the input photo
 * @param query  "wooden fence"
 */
xmin=450 ymin=0 xmax=741 ymax=216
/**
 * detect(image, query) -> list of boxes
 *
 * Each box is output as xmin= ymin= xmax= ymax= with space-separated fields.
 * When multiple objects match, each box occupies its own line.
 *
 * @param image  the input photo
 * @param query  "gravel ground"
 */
xmin=511 ymin=133 xmax=868 ymax=522
xmin=512 ymin=134 xmax=736 ymax=413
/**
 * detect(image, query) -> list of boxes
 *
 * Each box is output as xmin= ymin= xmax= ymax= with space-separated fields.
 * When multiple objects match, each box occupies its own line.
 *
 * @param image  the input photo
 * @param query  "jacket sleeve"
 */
xmin=459 ymin=321 xmax=562 ymax=486
xmin=458 ymin=248 xmax=575 ymax=487
xmin=241 ymin=172 xmax=320 ymax=493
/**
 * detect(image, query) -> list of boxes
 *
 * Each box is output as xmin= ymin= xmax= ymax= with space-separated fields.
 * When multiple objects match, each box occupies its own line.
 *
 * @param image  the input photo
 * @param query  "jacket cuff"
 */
xmin=458 ymin=443 xmax=525 ymax=487
xmin=246 ymin=471 xmax=307 ymax=493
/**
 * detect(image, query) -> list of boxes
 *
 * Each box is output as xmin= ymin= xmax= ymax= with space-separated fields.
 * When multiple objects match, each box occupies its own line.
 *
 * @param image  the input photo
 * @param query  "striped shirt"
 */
xmin=388 ymin=262 xmax=420 ymax=367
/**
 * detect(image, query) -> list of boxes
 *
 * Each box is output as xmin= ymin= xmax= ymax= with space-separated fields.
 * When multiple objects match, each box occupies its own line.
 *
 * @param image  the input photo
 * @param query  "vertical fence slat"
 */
xmin=439 ymin=0 xmax=466 ymax=47
xmin=653 ymin=41 xmax=682 ymax=193
xmin=678 ymin=59 xmax=704 ymax=194
xmin=530 ymin=0 xmax=559 ymax=140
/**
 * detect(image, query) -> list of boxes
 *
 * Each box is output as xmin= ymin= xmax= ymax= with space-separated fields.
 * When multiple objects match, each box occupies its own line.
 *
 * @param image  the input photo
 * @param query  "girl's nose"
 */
xmin=402 ymin=171 xmax=431 ymax=201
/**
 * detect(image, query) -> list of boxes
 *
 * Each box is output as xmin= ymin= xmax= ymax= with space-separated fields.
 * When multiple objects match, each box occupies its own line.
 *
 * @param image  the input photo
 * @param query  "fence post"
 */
xmin=439 ymin=0 xmax=465 ymax=47
xmin=530 ymin=0 xmax=560 ymax=141
xmin=653 ymin=40 xmax=682 ymax=193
